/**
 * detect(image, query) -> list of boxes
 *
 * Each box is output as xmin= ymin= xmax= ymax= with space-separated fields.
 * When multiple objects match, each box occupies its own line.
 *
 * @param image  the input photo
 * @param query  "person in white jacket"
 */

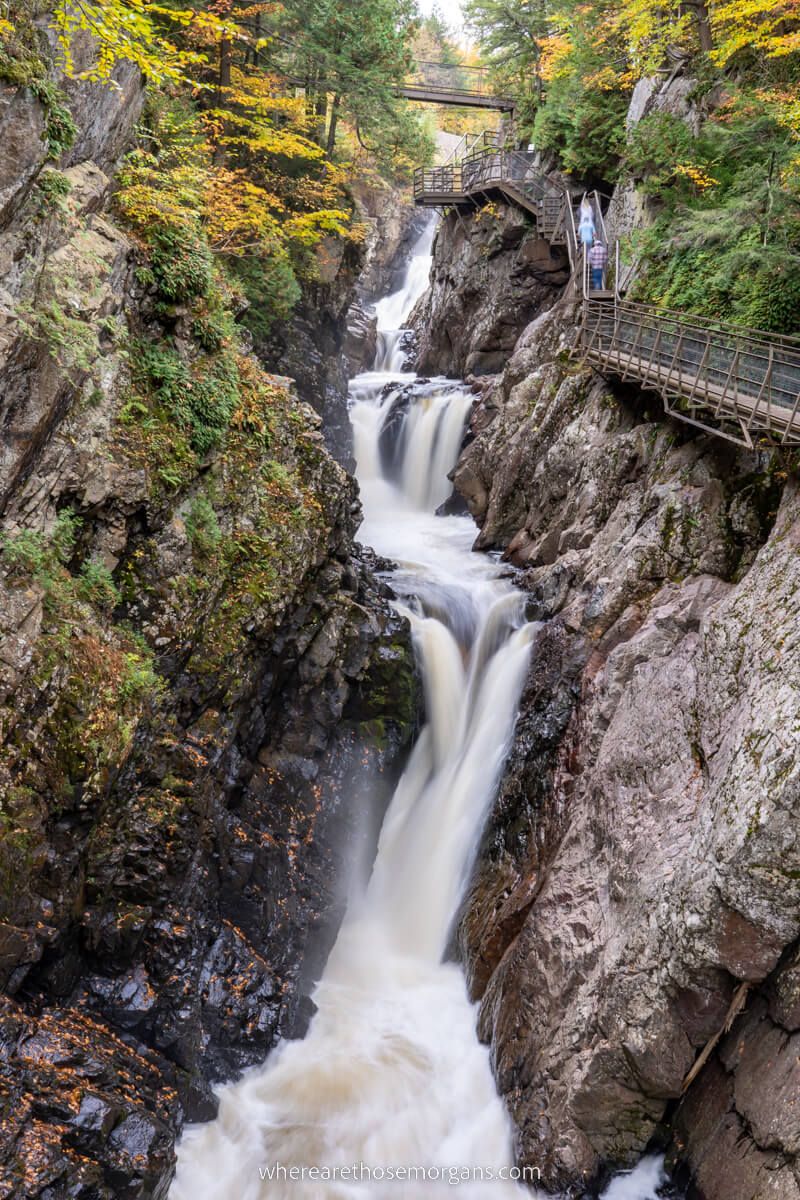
xmin=578 ymin=197 xmax=596 ymax=250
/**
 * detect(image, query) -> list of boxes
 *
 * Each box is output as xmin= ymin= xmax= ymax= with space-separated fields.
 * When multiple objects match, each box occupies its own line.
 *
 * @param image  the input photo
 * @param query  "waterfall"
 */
xmin=170 ymin=222 xmax=672 ymax=1200
xmin=373 ymin=217 xmax=437 ymax=371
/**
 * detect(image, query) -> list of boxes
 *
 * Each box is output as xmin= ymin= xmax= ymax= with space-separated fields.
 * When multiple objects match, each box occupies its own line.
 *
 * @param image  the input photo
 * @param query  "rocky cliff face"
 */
xmin=258 ymin=235 xmax=364 ymax=468
xmin=413 ymin=202 xmax=569 ymax=379
xmin=0 ymin=54 xmax=417 ymax=1200
xmin=423 ymin=204 xmax=800 ymax=1197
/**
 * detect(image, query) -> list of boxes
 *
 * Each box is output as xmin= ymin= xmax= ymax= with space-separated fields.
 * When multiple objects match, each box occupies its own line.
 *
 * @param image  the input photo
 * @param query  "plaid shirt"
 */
xmin=588 ymin=243 xmax=608 ymax=269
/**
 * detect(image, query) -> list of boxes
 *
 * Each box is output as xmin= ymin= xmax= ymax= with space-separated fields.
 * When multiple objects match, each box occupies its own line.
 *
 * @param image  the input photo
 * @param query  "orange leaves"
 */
xmin=536 ymin=32 xmax=573 ymax=82
xmin=203 ymin=166 xmax=284 ymax=254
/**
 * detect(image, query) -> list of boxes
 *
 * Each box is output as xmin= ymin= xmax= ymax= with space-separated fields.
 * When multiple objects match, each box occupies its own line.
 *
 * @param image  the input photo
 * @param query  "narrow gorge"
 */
xmin=1 ymin=5 xmax=799 ymax=1200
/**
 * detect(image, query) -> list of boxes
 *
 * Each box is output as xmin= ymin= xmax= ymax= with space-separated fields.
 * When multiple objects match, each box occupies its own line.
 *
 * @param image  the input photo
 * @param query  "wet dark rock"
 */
xmin=0 ymin=996 xmax=181 ymax=1199
xmin=672 ymin=999 xmax=800 ymax=1200
xmin=0 ymin=63 xmax=421 ymax=1200
xmin=343 ymin=300 xmax=378 ymax=376
xmin=257 ymin=235 xmax=363 ymax=468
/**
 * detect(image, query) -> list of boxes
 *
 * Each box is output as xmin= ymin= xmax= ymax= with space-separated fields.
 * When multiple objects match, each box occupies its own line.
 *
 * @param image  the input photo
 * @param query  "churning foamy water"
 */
xmin=170 ymin=219 xmax=673 ymax=1200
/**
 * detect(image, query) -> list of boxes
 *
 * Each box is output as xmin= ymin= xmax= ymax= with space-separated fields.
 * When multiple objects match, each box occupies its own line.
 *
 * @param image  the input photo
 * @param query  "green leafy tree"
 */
xmin=274 ymin=0 xmax=422 ymax=156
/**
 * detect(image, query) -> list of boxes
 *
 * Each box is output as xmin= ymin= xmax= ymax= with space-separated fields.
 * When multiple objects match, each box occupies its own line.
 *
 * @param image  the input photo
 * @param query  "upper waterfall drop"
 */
xmin=350 ymin=215 xmax=475 ymax=518
xmin=373 ymin=217 xmax=437 ymax=372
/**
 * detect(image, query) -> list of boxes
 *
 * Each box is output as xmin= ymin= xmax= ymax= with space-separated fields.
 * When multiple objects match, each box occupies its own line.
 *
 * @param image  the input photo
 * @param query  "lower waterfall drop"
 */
xmin=170 ymin=222 xmax=670 ymax=1200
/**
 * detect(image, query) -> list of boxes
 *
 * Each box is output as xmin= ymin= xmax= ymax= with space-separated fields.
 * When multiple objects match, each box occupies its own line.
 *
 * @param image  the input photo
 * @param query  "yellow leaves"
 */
xmin=711 ymin=0 xmax=800 ymax=63
xmin=609 ymin=0 xmax=800 ymax=68
xmin=674 ymin=162 xmax=719 ymax=191
xmin=284 ymin=209 xmax=352 ymax=246
xmin=49 ymin=0 xmax=274 ymax=85
xmin=51 ymin=0 xmax=208 ymax=86
xmin=210 ymin=108 xmax=323 ymax=160
xmin=207 ymin=67 xmax=324 ymax=161
xmin=116 ymin=147 xmax=206 ymax=231
xmin=610 ymin=0 xmax=692 ymax=72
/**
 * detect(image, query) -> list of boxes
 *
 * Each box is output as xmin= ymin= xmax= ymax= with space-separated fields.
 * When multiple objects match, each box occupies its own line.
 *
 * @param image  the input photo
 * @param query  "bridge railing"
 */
xmin=404 ymin=61 xmax=495 ymax=98
xmin=460 ymin=148 xmax=555 ymax=205
xmin=579 ymin=300 xmax=800 ymax=444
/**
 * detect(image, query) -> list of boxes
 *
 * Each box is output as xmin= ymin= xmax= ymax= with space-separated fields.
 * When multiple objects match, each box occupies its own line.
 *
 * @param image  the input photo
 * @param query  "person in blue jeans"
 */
xmin=588 ymin=238 xmax=608 ymax=290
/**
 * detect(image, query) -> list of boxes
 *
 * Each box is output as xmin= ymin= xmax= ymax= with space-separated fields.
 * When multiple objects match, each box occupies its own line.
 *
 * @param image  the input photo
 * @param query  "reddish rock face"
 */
xmin=675 ymin=1002 xmax=800 ymax=1200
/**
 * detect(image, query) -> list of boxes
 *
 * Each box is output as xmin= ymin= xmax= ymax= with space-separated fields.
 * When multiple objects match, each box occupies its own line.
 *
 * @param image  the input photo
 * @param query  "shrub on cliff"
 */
xmin=629 ymin=94 xmax=800 ymax=334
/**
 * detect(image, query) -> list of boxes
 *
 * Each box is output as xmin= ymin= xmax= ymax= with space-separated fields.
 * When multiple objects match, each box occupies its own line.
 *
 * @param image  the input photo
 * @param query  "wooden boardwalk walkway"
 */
xmin=413 ymin=144 xmax=800 ymax=447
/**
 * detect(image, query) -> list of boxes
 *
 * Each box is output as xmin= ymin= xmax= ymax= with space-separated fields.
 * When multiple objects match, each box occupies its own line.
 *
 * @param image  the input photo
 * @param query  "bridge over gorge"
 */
xmin=412 ymin=141 xmax=800 ymax=448
xmin=397 ymin=63 xmax=515 ymax=111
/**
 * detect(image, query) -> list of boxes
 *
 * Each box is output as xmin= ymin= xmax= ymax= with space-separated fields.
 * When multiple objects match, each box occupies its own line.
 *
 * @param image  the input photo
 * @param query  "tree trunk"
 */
xmin=304 ymin=61 xmax=318 ymax=134
xmin=219 ymin=36 xmax=232 ymax=93
xmin=683 ymin=0 xmax=713 ymax=51
xmin=695 ymin=0 xmax=713 ymax=52
xmin=252 ymin=11 xmax=262 ymax=67
xmin=214 ymin=23 xmax=233 ymax=165
xmin=315 ymin=88 xmax=328 ymax=147
xmin=326 ymin=92 xmax=341 ymax=157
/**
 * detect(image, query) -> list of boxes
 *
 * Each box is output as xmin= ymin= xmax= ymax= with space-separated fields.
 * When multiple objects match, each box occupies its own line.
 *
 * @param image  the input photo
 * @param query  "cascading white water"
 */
xmin=170 ymin=221 xmax=674 ymax=1200
xmin=373 ymin=218 xmax=437 ymax=371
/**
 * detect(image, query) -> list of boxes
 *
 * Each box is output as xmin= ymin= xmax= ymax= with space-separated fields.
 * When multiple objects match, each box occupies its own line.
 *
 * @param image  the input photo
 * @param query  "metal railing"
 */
xmin=579 ymin=300 xmax=800 ymax=445
xmin=400 ymin=62 xmax=515 ymax=109
xmin=414 ymin=146 xmax=562 ymax=214
xmin=411 ymin=135 xmax=800 ymax=446
xmin=413 ymin=163 xmax=466 ymax=198
xmin=413 ymin=149 xmax=612 ymax=290
xmin=404 ymin=62 xmax=494 ymax=98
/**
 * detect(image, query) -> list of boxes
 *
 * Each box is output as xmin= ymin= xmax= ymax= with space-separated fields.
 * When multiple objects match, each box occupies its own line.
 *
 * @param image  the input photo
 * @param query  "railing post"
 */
xmin=713 ymin=345 xmax=741 ymax=421
xmin=747 ymin=343 xmax=773 ymax=436
xmin=619 ymin=313 xmax=645 ymax=381
xmin=782 ymin=389 xmax=800 ymax=443
xmin=686 ymin=337 xmax=711 ymax=410
xmin=663 ymin=328 xmax=685 ymax=395
xmin=644 ymin=324 xmax=664 ymax=384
